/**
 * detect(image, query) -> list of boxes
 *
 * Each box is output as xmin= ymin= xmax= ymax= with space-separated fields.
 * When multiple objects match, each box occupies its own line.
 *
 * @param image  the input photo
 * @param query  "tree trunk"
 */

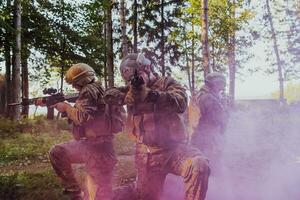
xmin=266 ymin=0 xmax=284 ymax=103
xmin=11 ymin=0 xmax=22 ymax=120
xmin=60 ymin=0 xmax=65 ymax=93
xmin=103 ymin=24 xmax=108 ymax=89
xmin=4 ymin=0 xmax=12 ymax=117
xmin=201 ymin=0 xmax=210 ymax=77
xmin=133 ymin=0 xmax=138 ymax=53
xmin=228 ymin=0 xmax=236 ymax=107
xmin=4 ymin=36 xmax=11 ymax=118
xmin=191 ymin=21 xmax=195 ymax=93
xmin=161 ymin=0 xmax=165 ymax=76
xmin=212 ymin=43 xmax=216 ymax=71
xmin=106 ymin=0 xmax=114 ymax=87
xmin=120 ymin=0 xmax=128 ymax=57
xmin=183 ymin=23 xmax=192 ymax=92
xmin=0 ymin=76 xmax=6 ymax=116
xmin=21 ymin=43 xmax=29 ymax=117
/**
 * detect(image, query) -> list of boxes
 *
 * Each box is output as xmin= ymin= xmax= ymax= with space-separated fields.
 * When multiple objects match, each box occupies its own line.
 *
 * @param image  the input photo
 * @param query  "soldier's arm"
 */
xmin=65 ymin=88 xmax=104 ymax=126
xmin=103 ymin=86 xmax=128 ymax=106
xmin=155 ymin=78 xmax=187 ymax=113
xmin=202 ymin=95 xmax=227 ymax=131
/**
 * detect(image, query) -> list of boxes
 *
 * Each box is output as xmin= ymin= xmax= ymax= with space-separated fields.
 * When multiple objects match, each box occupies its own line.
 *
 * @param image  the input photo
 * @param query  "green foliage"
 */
xmin=1 ymin=0 xmax=109 ymax=85
xmin=257 ymin=0 xmax=300 ymax=81
xmin=0 ymin=132 xmax=71 ymax=164
xmin=0 ymin=118 xmax=71 ymax=164
xmin=136 ymin=0 xmax=186 ymax=74
xmin=272 ymin=82 xmax=300 ymax=103
xmin=0 ymin=116 xmax=137 ymax=199
xmin=0 ymin=116 xmax=70 ymax=138
xmin=186 ymin=0 xmax=254 ymax=71
xmin=0 ymin=171 xmax=67 ymax=200
xmin=114 ymin=133 xmax=135 ymax=155
xmin=0 ymin=117 xmax=135 ymax=166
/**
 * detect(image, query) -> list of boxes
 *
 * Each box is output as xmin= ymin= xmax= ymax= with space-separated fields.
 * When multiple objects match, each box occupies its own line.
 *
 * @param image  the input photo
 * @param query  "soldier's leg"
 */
xmin=168 ymin=145 xmax=210 ymax=200
xmin=113 ymin=182 xmax=137 ymax=200
xmin=85 ymin=168 xmax=114 ymax=200
xmin=193 ymin=134 xmax=224 ymax=175
xmin=49 ymin=140 xmax=87 ymax=199
xmin=85 ymin=140 xmax=117 ymax=200
xmin=135 ymin=150 xmax=167 ymax=200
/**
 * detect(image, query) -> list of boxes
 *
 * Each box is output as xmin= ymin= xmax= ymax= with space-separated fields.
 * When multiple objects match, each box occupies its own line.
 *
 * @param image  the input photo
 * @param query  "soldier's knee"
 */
xmin=49 ymin=145 xmax=66 ymax=161
xmin=191 ymin=156 xmax=210 ymax=176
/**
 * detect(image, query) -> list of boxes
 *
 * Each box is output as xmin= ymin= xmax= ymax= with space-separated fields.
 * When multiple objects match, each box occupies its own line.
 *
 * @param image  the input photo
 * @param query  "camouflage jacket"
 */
xmin=106 ymin=76 xmax=188 ymax=147
xmin=192 ymin=85 xmax=227 ymax=136
xmin=65 ymin=82 xmax=110 ymax=140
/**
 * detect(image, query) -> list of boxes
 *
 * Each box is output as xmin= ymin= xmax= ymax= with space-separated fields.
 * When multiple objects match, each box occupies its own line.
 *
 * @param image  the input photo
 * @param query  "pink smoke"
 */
xmin=162 ymin=108 xmax=300 ymax=200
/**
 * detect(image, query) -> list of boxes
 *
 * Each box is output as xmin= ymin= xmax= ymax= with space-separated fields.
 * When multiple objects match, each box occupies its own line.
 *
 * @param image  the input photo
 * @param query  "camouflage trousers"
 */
xmin=191 ymin=131 xmax=224 ymax=173
xmin=135 ymin=143 xmax=210 ymax=200
xmin=49 ymin=137 xmax=117 ymax=200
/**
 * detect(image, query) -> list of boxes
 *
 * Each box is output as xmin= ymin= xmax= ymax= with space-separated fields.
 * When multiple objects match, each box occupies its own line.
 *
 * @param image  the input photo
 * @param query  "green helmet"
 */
xmin=205 ymin=72 xmax=226 ymax=88
xmin=65 ymin=63 xmax=96 ymax=87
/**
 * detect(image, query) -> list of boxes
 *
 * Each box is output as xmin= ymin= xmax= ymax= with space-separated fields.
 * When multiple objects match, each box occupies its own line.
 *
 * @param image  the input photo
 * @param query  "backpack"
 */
xmin=105 ymin=104 xmax=126 ymax=134
xmin=103 ymin=87 xmax=127 ymax=134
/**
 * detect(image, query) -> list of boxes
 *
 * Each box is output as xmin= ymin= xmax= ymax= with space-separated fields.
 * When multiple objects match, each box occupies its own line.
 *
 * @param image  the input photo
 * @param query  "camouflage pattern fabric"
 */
xmin=135 ymin=144 xmax=210 ymax=200
xmin=50 ymin=82 xmax=116 ymax=200
xmin=65 ymin=82 xmax=109 ymax=139
xmin=190 ymin=85 xmax=227 ymax=169
xmin=49 ymin=138 xmax=116 ymax=200
xmin=126 ymin=76 xmax=189 ymax=146
xmin=110 ymin=76 xmax=210 ymax=200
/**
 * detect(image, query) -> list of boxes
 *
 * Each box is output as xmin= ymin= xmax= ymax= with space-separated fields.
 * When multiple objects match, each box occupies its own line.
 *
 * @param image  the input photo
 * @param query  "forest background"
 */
xmin=1 ymin=1 xmax=300 ymax=200
xmin=1 ymin=0 xmax=300 ymax=119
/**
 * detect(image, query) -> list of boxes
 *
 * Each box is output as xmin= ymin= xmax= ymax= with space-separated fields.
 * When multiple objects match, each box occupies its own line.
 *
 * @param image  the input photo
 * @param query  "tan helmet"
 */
xmin=65 ymin=63 xmax=96 ymax=87
xmin=205 ymin=72 xmax=226 ymax=88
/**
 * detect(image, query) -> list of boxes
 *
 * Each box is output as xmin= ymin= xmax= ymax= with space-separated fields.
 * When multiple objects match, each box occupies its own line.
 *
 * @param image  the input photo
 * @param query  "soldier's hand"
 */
xmin=125 ymin=85 xmax=150 ymax=106
xmin=124 ymin=90 xmax=135 ymax=106
xmin=51 ymin=102 xmax=71 ymax=113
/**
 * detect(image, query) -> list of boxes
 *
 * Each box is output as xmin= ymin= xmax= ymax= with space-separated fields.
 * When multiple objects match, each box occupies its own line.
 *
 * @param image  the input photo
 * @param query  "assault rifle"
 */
xmin=130 ymin=69 xmax=144 ymax=90
xmin=8 ymin=88 xmax=79 ymax=107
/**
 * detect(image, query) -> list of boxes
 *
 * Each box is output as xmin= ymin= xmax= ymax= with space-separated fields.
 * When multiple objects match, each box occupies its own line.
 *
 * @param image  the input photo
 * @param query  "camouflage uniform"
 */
xmin=49 ymin=82 xmax=117 ymax=200
xmin=108 ymin=76 xmax=210 ymax=200
xmin=190 ymin=84 xmax=227 ymax=169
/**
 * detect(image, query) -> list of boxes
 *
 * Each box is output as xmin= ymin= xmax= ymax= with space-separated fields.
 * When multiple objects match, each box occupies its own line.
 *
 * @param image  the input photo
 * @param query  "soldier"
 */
xmin=106 ymin=53 xmax=210 ymax=200
xmin=38 ymin=63 xmax=117 ymax=200
xmin=190 ymin=72 xmax=228 ymax=171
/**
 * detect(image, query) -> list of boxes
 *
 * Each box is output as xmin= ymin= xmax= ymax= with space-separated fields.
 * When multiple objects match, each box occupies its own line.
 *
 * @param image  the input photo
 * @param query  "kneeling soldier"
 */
xmin=38 ymin=63 xmax=116 ymax=200
xmin=106 ymin=53 xmax=210 ymax=200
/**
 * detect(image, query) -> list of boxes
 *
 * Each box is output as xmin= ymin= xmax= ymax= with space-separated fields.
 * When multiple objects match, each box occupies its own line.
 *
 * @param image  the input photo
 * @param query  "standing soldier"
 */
xmin=106 ymin=53 xmax=210 ymax=200
xmin=38 ymin=63 xmax=117 ymax=200
xmin=190 ymin=72 xmax=228 ymax=171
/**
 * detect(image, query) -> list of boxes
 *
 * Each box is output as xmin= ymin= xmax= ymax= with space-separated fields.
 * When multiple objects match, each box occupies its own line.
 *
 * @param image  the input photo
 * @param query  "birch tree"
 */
xmin=11 ymin=0 xmax=21 ymax=120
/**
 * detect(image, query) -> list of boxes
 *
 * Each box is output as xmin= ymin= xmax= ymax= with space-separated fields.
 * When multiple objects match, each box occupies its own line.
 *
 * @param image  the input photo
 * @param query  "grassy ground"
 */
xmin=0 ymin=117 xmax=136 ymax=200
xmin=1 ymin=108 xmax=300 ymax=200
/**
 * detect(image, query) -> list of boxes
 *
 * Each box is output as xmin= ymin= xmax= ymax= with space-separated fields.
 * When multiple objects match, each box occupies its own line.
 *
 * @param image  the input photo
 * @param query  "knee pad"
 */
xmin=49 ymin=145 xmax=67 ymax=161
xmin=191 ymin=156 xmax=210 ymax=175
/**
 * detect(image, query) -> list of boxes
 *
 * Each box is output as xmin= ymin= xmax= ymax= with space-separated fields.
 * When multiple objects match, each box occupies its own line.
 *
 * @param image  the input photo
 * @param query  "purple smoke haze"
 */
xmin=163 ymin=106 xmax=300 ymax=200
